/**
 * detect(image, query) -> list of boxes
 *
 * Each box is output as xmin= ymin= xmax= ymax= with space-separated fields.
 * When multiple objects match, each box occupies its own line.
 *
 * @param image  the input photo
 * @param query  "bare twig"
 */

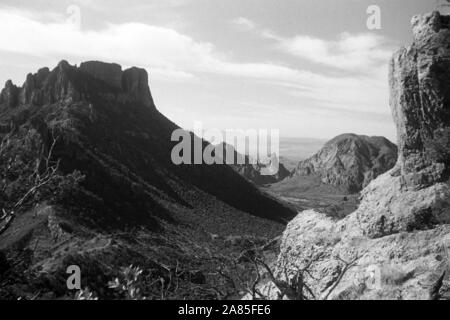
xmin=429 ymin=271 xmax=446 ymax=300
xmin=0 ymin=132 xmax=61 ymax=236
xmin=322 ymin=255 xmax=359 ymax=300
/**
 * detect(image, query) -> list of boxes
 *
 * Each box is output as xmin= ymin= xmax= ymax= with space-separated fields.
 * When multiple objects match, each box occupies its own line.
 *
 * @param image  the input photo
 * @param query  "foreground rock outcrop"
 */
xmin=293 ymin=134 xmax=397 ymax=193
xmin=267 ymin=12 xmax=450 ymax=300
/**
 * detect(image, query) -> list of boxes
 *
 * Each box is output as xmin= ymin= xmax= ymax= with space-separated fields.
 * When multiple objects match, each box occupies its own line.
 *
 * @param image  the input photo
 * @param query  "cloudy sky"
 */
xmin=0 ymin=0 xmax=438 ymax=141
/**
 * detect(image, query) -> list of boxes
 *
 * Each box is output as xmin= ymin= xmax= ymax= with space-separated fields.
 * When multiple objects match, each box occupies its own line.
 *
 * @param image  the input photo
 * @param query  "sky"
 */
xmin=0 ymin=0 xmax=440 ymax=141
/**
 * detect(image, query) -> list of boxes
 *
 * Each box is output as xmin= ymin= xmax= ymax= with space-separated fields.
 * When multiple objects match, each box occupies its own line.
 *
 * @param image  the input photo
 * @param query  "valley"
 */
xmin=0 ymin=7 xmax=448 ymax=302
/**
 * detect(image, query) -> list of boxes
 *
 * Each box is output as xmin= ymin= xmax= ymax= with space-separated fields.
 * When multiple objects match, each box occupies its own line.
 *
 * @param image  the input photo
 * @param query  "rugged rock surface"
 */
xmin=79 ymin=61 xmax=123 ymax=89
xmin=267 ymin=12 xmax=450 ymax=300
xmin=121 ymin=67 xmax=155 ymax=108
xmin=0 ymin=60 xmax=295 ymax=299
xmin=0 ymin=60 xmax=156 ymax=110
xmin=293 ymin=133 xmax=397 ymax=193
xmin=391 ymin=11 xmax=450 ymax=186
xmin=0 ymin=80 xmax=19 ymax=109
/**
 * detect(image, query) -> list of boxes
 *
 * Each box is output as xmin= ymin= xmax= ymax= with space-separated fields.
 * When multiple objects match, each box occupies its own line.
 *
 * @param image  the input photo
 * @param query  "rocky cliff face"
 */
xmin=294 ymin=134 xmax=397 ymax=193
xmin=79 ymin=61 xmax=123 ymax=89
xmin=0 ymin=60 xmax=155 ymax=111
xmin=0 ymin=80 xmax=19 ymax=108
xmin=267 ymin=12 xmax=450 ymax=300
xmin=390 ymin=11 xmax=450 ymax=186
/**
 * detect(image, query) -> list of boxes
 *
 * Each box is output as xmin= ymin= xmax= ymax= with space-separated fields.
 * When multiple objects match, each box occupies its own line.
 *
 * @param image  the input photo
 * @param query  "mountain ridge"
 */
xmin=0 ymin=60 xmax=295 ymax=299
xmin=0 ymin=59 xmax=295 ymax=222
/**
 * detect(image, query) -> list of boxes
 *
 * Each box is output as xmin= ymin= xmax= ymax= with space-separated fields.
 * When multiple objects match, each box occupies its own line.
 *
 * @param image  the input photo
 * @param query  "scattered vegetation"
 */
xmin=0 ymin=126 xmax=84 ymax=236
xmin=69 ymin=236 xmax=359 ymax=301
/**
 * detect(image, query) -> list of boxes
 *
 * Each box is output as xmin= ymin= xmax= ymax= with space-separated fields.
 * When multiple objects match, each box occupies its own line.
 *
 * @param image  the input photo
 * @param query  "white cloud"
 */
xmin=0 ymin=8 xmax=393 ymax=126
xmin=271 ymin=32 xmax=394 ymax=72
xmin=0 ymin=8 xmax=312 ymax=83
xmin=0 ymin=8 xmax=372 ymax=87
xmin=231 ymin=17 xmax=256 ymax=31
xmin=232 ymin=16 xmax=394 ymax=74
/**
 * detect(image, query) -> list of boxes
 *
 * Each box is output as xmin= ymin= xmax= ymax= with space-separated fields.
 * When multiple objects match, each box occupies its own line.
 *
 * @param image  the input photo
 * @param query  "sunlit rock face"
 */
xmin=390 ymin=11 xmax=450 ymax=186
xmin=293 ymin=133 xmax=397 ymax=193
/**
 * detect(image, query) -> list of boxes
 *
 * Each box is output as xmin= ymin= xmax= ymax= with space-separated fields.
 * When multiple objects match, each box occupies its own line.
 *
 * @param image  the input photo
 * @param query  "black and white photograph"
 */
xmin=0 ymin=0 xmax=449 ymax=310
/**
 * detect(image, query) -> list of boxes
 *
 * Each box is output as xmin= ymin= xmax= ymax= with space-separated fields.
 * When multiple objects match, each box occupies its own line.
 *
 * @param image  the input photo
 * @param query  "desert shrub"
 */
xmin=0 ymin=251 xmax=8 ymax=274
xmin=381 ymin=266 xmax=415 ymax=286
xmin=74 ymin=287 xmax=98 ymax=300
xmin=108 ymin=265 xmax=147 ymax=300
xmin=0 ymin=127 xmax=85 ymax=214
xmin=310 ymin=229 xmax=341 ymax=246
xmin=37 ymin=170 xmax=85 ymax=205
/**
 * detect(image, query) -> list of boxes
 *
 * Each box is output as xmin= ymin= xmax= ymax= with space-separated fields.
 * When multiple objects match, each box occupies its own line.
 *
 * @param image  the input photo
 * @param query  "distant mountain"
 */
xmin=279 ymin=137 xmax=326 ymax=164
xmin=293 ymin=133 xmax=397 ymax=193
xmin=218 ymin=143 xmax=290 ymax=185
xmin=277 ymin=137 xmax=326 ymax=171
xmin=0 ymin=60 xmax=295 ymax=299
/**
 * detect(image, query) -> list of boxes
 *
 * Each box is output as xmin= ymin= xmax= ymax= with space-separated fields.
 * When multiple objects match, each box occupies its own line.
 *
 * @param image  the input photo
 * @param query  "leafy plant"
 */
xmin=108 ymin=265 xmax=147 ymax=300
xmin=74 ymin=287 xmax=98 ymax=300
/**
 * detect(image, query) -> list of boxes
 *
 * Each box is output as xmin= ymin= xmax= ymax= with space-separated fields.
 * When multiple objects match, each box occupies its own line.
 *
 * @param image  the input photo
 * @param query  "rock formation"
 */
xmin=391 ymin=11 xmax=450 ymax=186
xmin=293 ymin=134 xmax=397 ymax=193
xmin=0 ymin=60 xmax=156 ymax=110
xmin=267 ymin=12 xmax=450 ymax=300
xmin=0 ymin=80 xmax=19 ymax=109
xmin=121 ymin=67 xmax=155 ymax=108
xmin=0 ymin=59 xmax=296 ymax=223
xmin=79 ymin=61 xmax=123 ymax=89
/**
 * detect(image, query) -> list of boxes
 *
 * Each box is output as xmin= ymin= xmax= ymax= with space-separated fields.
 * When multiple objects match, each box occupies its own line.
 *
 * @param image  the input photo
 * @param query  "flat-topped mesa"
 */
xmin=389 ymin=11 xmax=450 ymax=187
xmin=79 ymin=61 xmax=123 ymax=89
xmin=79 ymin=61 xmax=155 ymax=108
xmin=0 ymin=60 xmax=156 ymax=110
